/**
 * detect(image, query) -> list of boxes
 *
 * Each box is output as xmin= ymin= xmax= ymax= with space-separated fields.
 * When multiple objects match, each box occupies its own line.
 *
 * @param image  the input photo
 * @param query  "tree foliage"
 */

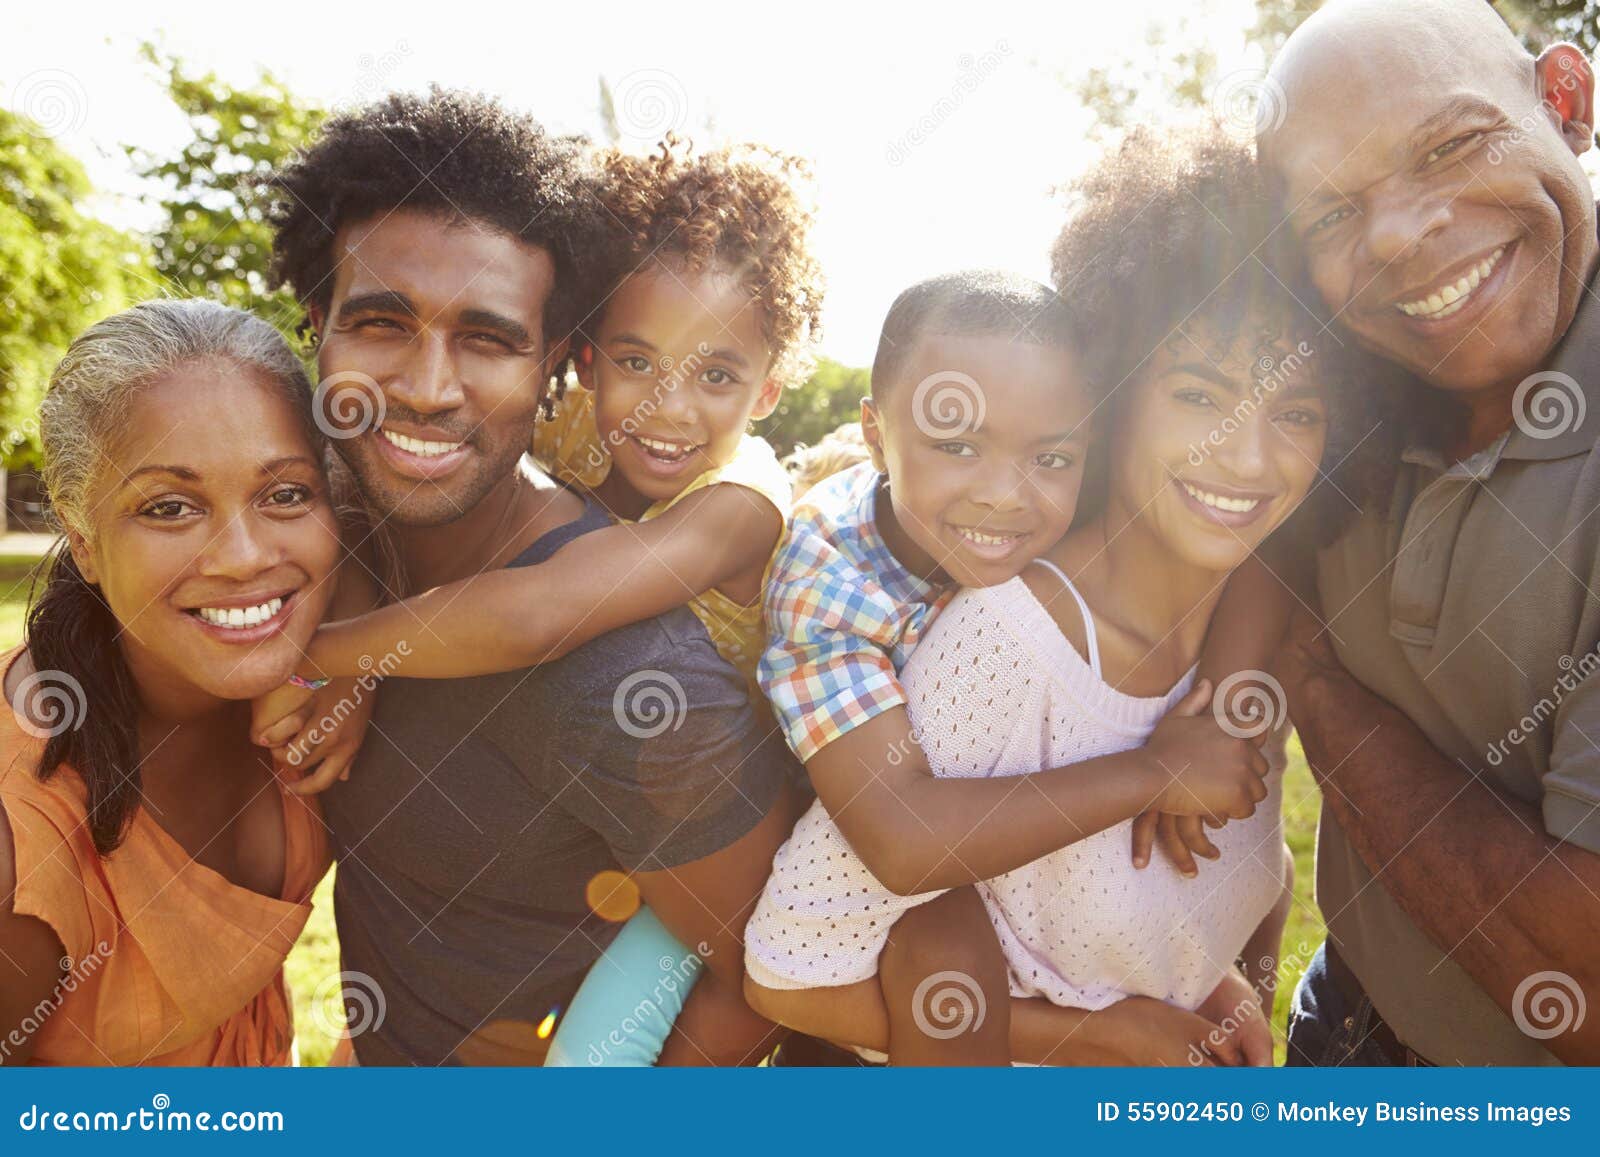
xmin=0 ymin=109 xmax=150 ymax=468
xmin=129 ymin=43 xmax=326 ymax=342
xmin=755 ymin=357 xmax=870 ymax=459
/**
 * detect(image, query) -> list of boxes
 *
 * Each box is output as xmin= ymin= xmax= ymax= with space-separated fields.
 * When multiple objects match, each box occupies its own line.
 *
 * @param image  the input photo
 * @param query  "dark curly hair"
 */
xmin=1050 ymin=124 xmax=1409 ymax=546
xmin=269 ymin=86 xmax=606 ymax=347
xmin=589 ymin=137 xmax=824 ymax=387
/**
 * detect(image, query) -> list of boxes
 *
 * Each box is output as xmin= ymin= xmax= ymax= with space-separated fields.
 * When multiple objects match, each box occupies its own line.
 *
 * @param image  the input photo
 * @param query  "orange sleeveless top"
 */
xmin=1 ymin=650 xmax=331 ymax=1066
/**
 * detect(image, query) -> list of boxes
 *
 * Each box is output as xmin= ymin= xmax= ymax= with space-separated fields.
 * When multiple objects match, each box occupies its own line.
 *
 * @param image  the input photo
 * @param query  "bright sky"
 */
xmin=6 ymin=0 xmax=1266 ymax=365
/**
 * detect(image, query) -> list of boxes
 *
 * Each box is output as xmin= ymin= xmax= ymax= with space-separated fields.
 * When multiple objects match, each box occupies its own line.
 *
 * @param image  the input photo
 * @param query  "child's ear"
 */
xmin=574 ymin=341 xmax=597 ymax=391
xmin=860 ymin=396 xmax=889 ymax=474
xmin=750 ymin=377 xmax=783 ymax=422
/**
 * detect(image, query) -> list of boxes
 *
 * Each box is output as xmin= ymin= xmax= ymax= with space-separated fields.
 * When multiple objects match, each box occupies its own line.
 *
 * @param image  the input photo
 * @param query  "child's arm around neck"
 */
xmin=302 ymin=482 xmax=782 ymax=680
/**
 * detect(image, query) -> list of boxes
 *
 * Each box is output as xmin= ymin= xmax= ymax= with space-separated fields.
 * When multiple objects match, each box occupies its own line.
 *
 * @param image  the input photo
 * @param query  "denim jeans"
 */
xmin=1286 ymin=942 xmax=1429 ymax=1067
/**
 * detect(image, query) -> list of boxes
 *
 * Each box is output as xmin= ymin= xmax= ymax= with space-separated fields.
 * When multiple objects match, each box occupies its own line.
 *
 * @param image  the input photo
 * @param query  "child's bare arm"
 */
xmin=303 ymin=483 xmax=782 ymax=680
xmin=804 ymin=691 xmax=1266 ymax=897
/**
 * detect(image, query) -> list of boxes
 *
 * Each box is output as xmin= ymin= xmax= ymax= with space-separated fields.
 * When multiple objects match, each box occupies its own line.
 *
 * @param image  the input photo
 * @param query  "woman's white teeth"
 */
xmin=1398 ymin=246 xmax=1505 ymax=318
xmin=382 ymin=429 xmax=462 ymax=458
xmin=957 ymin=527 xmax=1022 ymax=546
xmin=1182 ymin=482 xmax=1260 ymax=514
xmin=196 ymin=597 xmax=285 ymax=628
xmin=635 ymin=435 xmax=694 ymax=460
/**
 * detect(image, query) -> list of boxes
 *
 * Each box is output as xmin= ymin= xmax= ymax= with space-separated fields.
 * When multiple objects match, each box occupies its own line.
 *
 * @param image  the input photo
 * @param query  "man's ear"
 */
xmin=66 ymin=530 xmax=99 ymax=586
xmin=306 ymin=304 xmax=325 ymax=342
xmin=859 ymin=396 xmax=888 ymax=474
xmin=750 ymin=377 xmax=783 ymax=422
xmin=1538 ymin=42 xmax=1595 ymax=155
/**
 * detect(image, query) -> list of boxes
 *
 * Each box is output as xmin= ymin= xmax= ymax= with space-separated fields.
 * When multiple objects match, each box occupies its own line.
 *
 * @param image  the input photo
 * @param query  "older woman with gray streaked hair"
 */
xmin=0 ymin=297 xmax=347 ymax=1066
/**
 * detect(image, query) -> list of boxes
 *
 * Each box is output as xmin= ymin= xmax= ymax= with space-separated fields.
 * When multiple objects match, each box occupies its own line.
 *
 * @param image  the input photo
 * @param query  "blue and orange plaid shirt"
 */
xmin=759 ymin=462 xmax=954 ymax=763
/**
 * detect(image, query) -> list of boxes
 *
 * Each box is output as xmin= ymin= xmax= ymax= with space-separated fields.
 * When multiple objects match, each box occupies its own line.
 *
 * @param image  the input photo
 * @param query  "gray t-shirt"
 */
xmin=323 ymin=496 xmax=794 ymax=1065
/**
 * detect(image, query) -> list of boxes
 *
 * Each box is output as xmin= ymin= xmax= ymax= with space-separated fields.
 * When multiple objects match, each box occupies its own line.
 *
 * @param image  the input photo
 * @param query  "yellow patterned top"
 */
xmin=531 ymin=385 xmax=792 ymax=689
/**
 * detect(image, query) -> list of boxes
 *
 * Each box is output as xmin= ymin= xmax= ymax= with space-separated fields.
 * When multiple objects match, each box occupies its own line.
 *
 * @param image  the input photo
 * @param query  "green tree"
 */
xmin=129 ymin=44 xmax=326 ymax=343
xmin=755 ymin=356 xmax=870 ymax=459
xmin=0 ymin=108 xmax=150 ymax=470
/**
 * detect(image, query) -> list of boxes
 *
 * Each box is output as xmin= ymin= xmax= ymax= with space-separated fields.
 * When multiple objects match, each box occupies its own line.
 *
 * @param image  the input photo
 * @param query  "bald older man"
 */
xmin=1261 ymin=0 xmax=1600 ymax=1066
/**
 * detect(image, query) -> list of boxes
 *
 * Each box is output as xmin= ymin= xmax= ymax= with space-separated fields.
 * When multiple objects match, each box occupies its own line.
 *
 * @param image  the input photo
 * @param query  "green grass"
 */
xmin=287 ymin=874 xmax=341 ymax=1066
xmin=0 ymin=552 xmax=47 ymax=647
xmin=0 ymin=538 xmax=1323 ymax=1065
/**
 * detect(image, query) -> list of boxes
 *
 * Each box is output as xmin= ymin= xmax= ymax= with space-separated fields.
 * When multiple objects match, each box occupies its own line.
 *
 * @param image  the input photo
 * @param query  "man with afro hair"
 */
xmin=267 ymin=88 xmax=800 ymax=1067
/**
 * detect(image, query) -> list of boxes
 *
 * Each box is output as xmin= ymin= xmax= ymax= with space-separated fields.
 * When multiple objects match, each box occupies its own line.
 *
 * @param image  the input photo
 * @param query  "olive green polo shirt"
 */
xmin=1316 ymin=284 xmax=1600 ymax=1066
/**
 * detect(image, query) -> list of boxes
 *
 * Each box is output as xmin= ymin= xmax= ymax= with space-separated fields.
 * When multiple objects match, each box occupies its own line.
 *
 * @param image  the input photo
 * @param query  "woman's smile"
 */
xmin=1172 ymin=478 xmax=1278 ymax=530
xmin=181 ymin=587 xmax=304 ymax=645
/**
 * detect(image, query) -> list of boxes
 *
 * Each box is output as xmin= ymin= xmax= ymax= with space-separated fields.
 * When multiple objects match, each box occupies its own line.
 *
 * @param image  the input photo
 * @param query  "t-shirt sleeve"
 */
xmin=758 ymin=522 xmax=910 ymax=764
xmin=1543 ymin=667 xmax=1600 ymax=854
xmin=545 ymin=627 xmax=792 ymax=872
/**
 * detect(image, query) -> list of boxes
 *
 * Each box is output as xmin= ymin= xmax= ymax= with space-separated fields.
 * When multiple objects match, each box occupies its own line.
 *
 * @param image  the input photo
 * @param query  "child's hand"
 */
xmin=1088 ymin=995 xmax=1250 ymax=1067
xmin=1194 ymin=966 xmax=1273 ymax=1067
xmin=1130 ymin=810 xmax=1224 ymax=876
xmin=1143 ymin=680 xmax=1271 ymax=823
xmin=252 ymin=677 xmax=376 ymax=796
xmin=252 ymin=680 xmax=316 ymax=750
